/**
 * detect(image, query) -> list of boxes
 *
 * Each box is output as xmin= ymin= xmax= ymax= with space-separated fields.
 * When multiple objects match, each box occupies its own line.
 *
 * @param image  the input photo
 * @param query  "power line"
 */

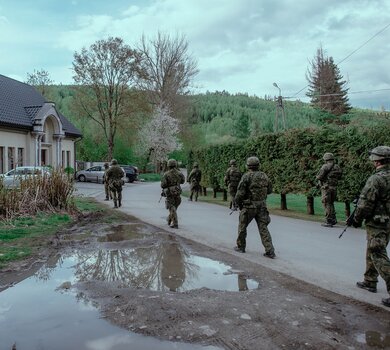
xmin=285 ymin=87 xmax=390 ymax=99
xmin=290 ymin=22 xmax=390 ymax=98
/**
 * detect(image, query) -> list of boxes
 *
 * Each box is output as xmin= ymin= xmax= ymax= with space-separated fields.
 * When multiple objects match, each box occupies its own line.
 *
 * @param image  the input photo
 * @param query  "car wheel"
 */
xmin=78 ymin=175 xmax=86 ymax=182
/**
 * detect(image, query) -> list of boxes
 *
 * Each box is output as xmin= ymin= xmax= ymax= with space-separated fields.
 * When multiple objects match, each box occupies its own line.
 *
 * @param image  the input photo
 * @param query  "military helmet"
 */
xmin=323 ymin=153 xmax=334 ymax=161
xmin=246 ymin=156 xmax=260 ymax=168
xmin=167 ymin=159 xmax=177 ymax=168
xmin=369 ymin=146 xmax=390 ymax=161
xmin=230 ymin=159 xmax=236 ymax=166
xmin=111 ymin=159 xmax=118 ymax=165
xmin=193 ymin=162 xmax=198 ymax=167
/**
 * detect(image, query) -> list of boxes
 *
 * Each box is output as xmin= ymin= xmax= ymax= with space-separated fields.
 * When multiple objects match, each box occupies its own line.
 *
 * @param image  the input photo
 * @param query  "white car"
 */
xmin=0 ymin=166 xmax=51 ymax=188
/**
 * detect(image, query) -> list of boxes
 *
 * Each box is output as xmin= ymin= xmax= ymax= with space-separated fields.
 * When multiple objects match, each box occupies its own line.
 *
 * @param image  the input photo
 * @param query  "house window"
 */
xmin=66 ymin=151 xmax=71 ymax=167
xmin=17 ymin=148 xmax=24 ymax=166
xmin=0 ymin=147 xmax=4 ymax=173
xmin=7 ymin=147 xmax=15 ymax=170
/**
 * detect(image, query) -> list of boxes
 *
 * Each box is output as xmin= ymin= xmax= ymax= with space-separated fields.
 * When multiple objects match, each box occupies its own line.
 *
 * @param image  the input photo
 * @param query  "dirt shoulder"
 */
xmin=1 ymin=201 xmax=389 ymax=350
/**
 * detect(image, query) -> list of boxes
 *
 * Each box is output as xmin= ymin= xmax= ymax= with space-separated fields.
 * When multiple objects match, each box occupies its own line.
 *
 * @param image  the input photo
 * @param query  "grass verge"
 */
xmin=182 ymin=190 xmax=347 ymax=223
xmin=138 ymin=173 xmax=161 ymax=182
xmin=0 ymin=197 xmax=123 ymax=268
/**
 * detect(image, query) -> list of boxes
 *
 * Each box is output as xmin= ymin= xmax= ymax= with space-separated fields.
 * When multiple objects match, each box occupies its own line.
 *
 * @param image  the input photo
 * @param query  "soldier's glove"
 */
xmin=352 ymin=219 xmax=362 ymax=228
xmin=346 ymin=215 xmax=355 ymax=227
xmin=346 ymin=215 xmax=361 ymax=228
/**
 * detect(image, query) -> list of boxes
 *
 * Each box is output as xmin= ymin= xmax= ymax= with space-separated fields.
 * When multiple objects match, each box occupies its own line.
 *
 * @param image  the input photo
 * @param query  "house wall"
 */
xmin=0 ymin=128 xmax=29 ymax=172
xmin=0 ymin=127 xmax=77 ymax=173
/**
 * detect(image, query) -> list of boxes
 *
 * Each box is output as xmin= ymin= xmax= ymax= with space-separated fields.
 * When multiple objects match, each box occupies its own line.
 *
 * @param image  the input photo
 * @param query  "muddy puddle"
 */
xmin=0 ymin=225 xmax=258 ymax=350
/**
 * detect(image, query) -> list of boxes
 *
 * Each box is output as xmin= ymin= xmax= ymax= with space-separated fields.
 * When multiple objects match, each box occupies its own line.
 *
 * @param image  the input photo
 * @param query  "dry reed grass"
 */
xmin=0 ymin=169 xmax=76 ymax=221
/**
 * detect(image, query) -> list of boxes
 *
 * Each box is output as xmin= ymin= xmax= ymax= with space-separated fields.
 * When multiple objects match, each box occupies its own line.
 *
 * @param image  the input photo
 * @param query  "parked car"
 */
xmin=76 ymin=165 xmax=126 ymax=183
xmin=0 ymin=166 xmax=51 ymax=188
xmin=120 ymin=165 xmax=139 ymax=183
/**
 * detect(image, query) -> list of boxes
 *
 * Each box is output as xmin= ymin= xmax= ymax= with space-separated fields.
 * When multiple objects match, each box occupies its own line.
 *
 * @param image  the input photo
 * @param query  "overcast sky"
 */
xmin=1 ymin=0 xmax=389 ymax=109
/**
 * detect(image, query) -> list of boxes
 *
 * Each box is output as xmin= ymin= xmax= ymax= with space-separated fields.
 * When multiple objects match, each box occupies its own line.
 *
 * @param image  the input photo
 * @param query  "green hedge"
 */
xmin=191 ymin=123 xmax=390 ymax=202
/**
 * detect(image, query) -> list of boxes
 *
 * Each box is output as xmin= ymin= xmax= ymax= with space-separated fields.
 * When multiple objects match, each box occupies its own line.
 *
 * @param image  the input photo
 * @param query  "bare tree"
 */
xmin=136 ymin=32 xmax=199 ymax=114
xmin=72 ymin=37 xmax=139 ymax=160
xmin=26 ymin=69 xmax=53 ymax=96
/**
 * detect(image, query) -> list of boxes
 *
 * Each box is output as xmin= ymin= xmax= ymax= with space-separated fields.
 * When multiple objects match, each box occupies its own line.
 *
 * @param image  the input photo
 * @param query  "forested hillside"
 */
xmin=46 ymin=85 xmax=387 ymax=165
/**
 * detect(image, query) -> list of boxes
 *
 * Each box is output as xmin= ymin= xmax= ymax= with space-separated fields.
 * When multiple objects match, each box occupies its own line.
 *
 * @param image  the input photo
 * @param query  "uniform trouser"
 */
xmin=321 ymin=187 xmax=337 ymax=224
xmin=166 ymin=195 xmax=182 ymax=226
xmin=111 ymin=189 xmax=122 ymax=206
xmin=228 ymin=187 xmax=237 ymax=209
xmin=362 ymin=225 xmax=390 ymax=294
xmin=104 ymin=182 xmax=110 ymax=199
xmin=236 ymin=207 xmax=274 ymax=254
xmin=190 ymin=184 xmax=200 ymax=201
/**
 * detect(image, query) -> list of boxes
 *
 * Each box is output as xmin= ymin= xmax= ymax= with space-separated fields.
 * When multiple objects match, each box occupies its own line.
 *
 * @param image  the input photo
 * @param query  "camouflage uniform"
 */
xmin=161 ymin=159 xmax=185 ymax=228
xmin=316 ymin=153 xmax=342 ymax=227
xmin=224 ymin=160 xmax=242 ymax=209
xmin=234 ymin=157 xmax=275 ymax=257
xmin=351 ymin=146 xmax=390 ymax=307
xmin=103 ymin=163 xmax=111 ymax=200
xmin=106 ymin=159 xmax=125 ymax=208
xmin=187 ymin=163 xmax=202 ymax=201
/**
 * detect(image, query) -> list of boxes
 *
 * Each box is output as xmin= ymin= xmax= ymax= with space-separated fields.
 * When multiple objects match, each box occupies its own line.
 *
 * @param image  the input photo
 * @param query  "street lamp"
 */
xmin=272 ymin=82 xmax=286 ymax=131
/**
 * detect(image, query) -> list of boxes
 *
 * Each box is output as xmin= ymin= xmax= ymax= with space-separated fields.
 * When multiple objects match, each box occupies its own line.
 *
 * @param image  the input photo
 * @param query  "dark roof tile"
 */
xmin=0 ymin=74 xmax=82 ymax=137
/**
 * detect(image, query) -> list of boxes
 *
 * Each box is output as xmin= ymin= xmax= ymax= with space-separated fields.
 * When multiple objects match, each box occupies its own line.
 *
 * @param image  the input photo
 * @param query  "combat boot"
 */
xmin=263 ymin=251 xmax=276 ymax=259
xmin=382 ymin=297 xmax=390 ymax=307
xmin=118 ymin=199 xmax=122 ymax=207
xmin=356 ymin=281 xmax=377 ymax=293
xmin=234 ymin=246 xmax=245 ymax=253
xmin=113 ymin=200 xmax=118 ymax=208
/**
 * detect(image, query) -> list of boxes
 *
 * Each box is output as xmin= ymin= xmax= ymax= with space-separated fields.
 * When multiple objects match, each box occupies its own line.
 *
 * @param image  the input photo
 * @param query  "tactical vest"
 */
xmin=372 ymin=168 xmax=390 ymax=223
xmin=228 ymin=168 xmax=242 ymax=187
xmin=248 ymin=171 xmax=269 ymax=202
xmin=326 ymin=164 xmax=342 ymax=187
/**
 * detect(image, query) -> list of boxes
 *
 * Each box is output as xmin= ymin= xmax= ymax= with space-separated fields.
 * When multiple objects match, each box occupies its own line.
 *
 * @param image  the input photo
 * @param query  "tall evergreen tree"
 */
xmin=306 ymin=47 xmax=351 ymax=117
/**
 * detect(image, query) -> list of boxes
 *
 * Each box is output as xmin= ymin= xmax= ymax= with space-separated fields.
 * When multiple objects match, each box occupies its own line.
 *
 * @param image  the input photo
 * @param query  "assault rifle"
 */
xmin=339 ymin=197 xmax=359 ymax=239
xmin=229 ymin=206 xmax=238 ymax=215
xmin=158 ymin=190 xmax=166 ymax=203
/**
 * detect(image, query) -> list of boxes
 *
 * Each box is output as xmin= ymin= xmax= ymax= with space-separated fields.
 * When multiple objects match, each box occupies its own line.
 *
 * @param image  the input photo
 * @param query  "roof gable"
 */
xmin=0 ymin=74 xmax=82 ymax=137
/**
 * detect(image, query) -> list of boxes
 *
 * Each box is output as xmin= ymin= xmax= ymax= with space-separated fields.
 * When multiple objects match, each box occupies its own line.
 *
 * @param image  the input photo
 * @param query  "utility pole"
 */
xmin=273 ymin=82 xmax=286 ymax=131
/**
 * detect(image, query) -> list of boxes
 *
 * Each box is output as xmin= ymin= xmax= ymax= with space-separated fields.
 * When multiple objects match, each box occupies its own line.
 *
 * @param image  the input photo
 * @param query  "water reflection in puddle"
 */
xmin=73 ymin=239 xmax=259 ymax=292
xmin=0 ymin=255 xmax=220 ymax=350
xmin=98 ymin=223 xmax=156 ymax=242
xmin=0 ymin=234 xmax=255 ymax=349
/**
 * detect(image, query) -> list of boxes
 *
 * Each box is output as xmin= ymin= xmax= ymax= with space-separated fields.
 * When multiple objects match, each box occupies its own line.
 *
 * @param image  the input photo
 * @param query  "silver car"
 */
xmin=76 ymin=165 xmax=126 ymax=183
xmin=0 ymin=166 xmax=51 ymax=188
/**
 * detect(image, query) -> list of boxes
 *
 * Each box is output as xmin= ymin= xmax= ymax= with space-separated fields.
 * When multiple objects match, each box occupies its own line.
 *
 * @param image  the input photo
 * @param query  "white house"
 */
xmin=0 ymin=74 xmax=82 ymax=173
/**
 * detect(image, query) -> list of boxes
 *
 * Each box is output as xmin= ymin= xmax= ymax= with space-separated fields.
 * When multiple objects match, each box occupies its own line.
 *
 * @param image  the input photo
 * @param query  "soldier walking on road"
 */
xmin=103 ymin=162 xmax=111 ymax=201
xmin=224 ymin=159 xmax=242 ymax=209
xmin=316 ymin=152 xmax=343 ymax=227
xmin=187 ymin=162 xmax=202 ymax=201
xmin=106 ymin=159 xmax=125 ymax=208
xmin=161 ymin=159 xmax=185 ymax=228
xmin=234 ymin=156 xmax=276 ymax=258
xmin=347 ymin=146 xmax=390 ymax=308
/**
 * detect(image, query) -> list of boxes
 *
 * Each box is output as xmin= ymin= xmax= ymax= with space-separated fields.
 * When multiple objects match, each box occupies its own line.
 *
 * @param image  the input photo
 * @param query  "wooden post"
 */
xmin=281 ymin=193 xmax=287 ymax=210
xmin=223 ymin=189 xmax=227 ymax=201
xmin=306 ymin=195 xmax=314 ymax=215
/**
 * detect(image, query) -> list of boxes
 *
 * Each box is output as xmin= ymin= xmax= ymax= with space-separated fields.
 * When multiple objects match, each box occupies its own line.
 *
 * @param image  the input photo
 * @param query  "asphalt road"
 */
xmin=75 ymin=180 xmax=390 ymax=309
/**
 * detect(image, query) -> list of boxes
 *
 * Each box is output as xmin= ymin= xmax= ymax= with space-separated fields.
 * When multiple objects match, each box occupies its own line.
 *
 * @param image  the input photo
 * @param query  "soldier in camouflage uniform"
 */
xmin=187 ymin=162 xmax=202 ymax=201
xmin=349 ymin=146 xmax=390 ymax=307
xmin=316 ymin=152 xmax=343 ymax=227
xmin=161 ymin=159 xmax=185 ymax=228
xmin=105 ymin=159 xmax=125 ymax=208
xmin=234 ymin=156 xmax=275 ymax=258
xmin=224 ymin=159 xmax=242 ymax=209
xmin=103 ymin=162 xmax=111 ymax=201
